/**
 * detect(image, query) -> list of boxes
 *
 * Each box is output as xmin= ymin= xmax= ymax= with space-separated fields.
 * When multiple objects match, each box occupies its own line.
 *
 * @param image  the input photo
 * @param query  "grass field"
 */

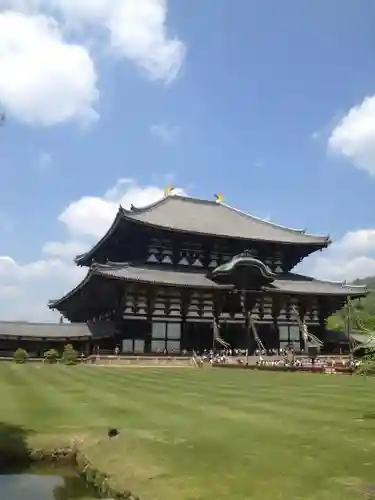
xmin=1 ymin=364 xmax=375 ymax=500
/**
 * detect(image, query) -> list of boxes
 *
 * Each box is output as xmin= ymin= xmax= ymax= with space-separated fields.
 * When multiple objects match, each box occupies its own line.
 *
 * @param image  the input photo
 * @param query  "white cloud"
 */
xmin=0 ymin=11 xmax=98 ymax=126
xmin=0 ymin=179 xmax=186 ymax=320
xmin=298 ymin=228 xmax=375 ymax=282
xmin=42 ymin=241 xmax=89 ymax=260
xmin=150 ymin=122 xmax=180 ymax=144
xmin=0 ymin=0 xmax=185 ymax=126
xmin=328 ymin=95 xmax=375 ymax=177
xmin=59 ymin=178 xmax=186 ymax=238
xmin=52 ymin=0 xmax=186 ymax=83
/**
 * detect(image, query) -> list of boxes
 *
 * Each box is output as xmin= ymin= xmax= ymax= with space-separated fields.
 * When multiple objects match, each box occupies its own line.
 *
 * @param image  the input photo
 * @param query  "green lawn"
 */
xmin=1 ymin=364 xmax=375 ymax=500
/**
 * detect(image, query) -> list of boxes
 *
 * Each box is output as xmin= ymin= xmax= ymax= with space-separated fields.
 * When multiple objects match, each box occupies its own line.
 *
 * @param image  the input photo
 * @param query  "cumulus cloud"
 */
xmin=298 ymin=228 xmax=375 ymax=282
xmin=42 ymin=241 xmax=89 ymax=260
xmin=0 ymin=0 xmax=185 ymax=126
xmin=59 ymin=178 xmax=186 ymax=238
xmin=0 ymin=11 xmax=98 ymax=126
xmin=328 ymin=95 xmax=375 ymax=177
xmin=0 ymin=180 xmax=186 ymax=321
xmin=52 ymin=0 xmax=186 ymax=82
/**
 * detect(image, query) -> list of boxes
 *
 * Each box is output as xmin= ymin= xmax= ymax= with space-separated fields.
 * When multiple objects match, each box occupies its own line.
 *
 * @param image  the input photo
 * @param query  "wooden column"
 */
xmin=271 ymin=295 xmax=281 ymax=347
xmin=180 ymin=288 xmax=191 ymax=351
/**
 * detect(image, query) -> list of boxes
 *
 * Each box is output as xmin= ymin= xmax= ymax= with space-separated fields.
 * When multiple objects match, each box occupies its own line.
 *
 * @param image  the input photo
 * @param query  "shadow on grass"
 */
xmin=362 ymin=412 xmax=375 ymax=420
xmin=0 ymin=422 xmax=34 ymax=471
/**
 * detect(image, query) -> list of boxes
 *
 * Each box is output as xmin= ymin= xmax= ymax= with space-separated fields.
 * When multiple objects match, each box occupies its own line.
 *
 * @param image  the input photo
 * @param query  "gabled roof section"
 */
xmin=211 ymin=251 xmax=275 ymax=282
xmin=119 ymin=195 xmax=330 ymax=244
xmin=0 ymin=321 xmax=92 ymax=339
xmin=75 ymin=194 xmax=330 ymax=265
xmin=265 ymin=274 xmax=368 ymax=297
xmin=210 ymin=250 xmax=276 ymax=287
xmin=49 ymin=262 xmax=367 ymax=313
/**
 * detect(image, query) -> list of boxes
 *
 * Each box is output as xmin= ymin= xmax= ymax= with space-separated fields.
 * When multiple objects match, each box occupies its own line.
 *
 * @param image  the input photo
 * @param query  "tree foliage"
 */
xmin=44 ymin=348 xmax=59 ymax=364
xmin=13 ymin=348 xmax=28 ymax=364
xmin=62 ymin=344 xmax=78 ymax=365
xmin=327 ymin=276 xmax=375 ymax=333
xmin=356 ymin=348 xmax=375 ymax=376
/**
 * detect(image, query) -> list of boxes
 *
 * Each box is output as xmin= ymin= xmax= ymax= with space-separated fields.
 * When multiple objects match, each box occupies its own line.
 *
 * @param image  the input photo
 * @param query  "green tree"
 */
xmin=13 ymin=348 xmax=28 ymax=364
xmin=356 ymin=348 xmax=375 ymax=376
xmin=44 ymin=348 xmax=59 ymax=364
xmin=62 ymin=344 xmax=78 ymax=365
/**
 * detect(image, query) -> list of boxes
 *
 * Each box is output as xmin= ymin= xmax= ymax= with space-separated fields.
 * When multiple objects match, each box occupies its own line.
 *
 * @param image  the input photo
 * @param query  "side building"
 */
xmin=45 ymin=194 xmax=366 ymax=354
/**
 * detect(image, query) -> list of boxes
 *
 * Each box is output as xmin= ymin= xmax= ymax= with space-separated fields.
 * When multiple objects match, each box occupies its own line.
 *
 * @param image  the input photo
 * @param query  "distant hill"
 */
xmin=326 ymin=276 xmax=375 ymax=332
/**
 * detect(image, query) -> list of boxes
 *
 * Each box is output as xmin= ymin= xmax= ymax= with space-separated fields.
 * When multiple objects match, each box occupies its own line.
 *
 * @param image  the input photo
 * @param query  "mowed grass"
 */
xmin=1 ymin=365 xmax=375 ymax=500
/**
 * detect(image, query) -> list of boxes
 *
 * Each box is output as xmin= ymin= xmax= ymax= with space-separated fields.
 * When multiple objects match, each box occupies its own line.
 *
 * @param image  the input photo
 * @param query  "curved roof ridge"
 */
xmin=120 ymin=193 xmax=222 ymax=214
xmin=122 ymin=193 xmax=330 ymax=241
xmin=288 ymin=272 xmax=344 ymax=285
xmin=93 ymin=260 xmax=130 ymax=270
xmin=120 ymin=195 xmax=171 ymax=214
xmin=221 ymin=203 xmax=329 ymax=240
xmin=74 ymin=210 xmax=123 ymax=265
xmin=289 ymin=273 xmax=367 ymax=289
xmin=342 ymin=283 xmax=368 ymax=289
xmin=76 ymin=194 xmax=331 ymax=265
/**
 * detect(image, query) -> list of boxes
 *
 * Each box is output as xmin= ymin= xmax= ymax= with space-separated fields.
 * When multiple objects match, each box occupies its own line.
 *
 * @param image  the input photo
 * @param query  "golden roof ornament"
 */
xmin=214 ymin=193 xmax=223 ymax=203
xmin=164 ymin=184 xmax=174 ymax=196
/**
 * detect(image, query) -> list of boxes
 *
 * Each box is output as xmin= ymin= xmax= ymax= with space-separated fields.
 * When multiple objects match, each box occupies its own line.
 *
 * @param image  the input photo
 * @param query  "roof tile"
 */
xmin=121 ymin=195 xmax=329 ymax=244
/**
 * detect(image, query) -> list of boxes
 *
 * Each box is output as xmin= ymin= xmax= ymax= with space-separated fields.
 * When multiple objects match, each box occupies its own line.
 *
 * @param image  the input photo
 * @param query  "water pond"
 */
xmin=0 ymin=465 xmax=100 ymax=499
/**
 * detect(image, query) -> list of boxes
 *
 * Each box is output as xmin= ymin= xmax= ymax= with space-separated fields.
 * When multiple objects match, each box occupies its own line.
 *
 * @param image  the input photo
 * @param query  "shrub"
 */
xmin=62 ymin=344 xmax=78 ymax=365
xmin=44 ymin=348 xmax=59 ymax=364
xmin=357 ymin=348 xmax=375 ymax=376
xmin=13 ymin=348 xmax=28 ymax=364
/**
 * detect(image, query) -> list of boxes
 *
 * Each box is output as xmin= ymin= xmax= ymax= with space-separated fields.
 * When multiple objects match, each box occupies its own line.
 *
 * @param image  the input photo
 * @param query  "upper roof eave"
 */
xmin=119 ymin=195 xmax=330 ymax=245
xmin=74 ymin=210 xmax=123 ymax=266
xmin=75 ymin=195 xmax=330 ymax=264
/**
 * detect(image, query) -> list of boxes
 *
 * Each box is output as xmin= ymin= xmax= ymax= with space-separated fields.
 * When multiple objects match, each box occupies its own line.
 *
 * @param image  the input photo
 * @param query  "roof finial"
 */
xmin=214 ymin=193 xmax=223 ymax=203
xmin=164 ymin=184 xmax=174 ymax=196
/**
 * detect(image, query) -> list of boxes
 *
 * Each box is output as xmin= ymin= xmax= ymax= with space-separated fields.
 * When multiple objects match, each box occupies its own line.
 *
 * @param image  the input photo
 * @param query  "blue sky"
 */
xmin=0 ymin=0 xmax=375 ymax=320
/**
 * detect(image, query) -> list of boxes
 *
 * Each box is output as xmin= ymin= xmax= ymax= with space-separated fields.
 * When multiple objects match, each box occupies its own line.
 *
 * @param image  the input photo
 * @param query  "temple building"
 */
xmin=47 ymin=193 xmax=367 ymax=354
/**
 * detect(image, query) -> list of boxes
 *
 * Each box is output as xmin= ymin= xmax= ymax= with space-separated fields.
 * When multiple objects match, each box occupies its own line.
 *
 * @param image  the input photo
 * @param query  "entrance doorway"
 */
xmin=182 ymin=322 xmax=213 ymax=352
xmin=219 ymin=322 xmax=247 ymax=349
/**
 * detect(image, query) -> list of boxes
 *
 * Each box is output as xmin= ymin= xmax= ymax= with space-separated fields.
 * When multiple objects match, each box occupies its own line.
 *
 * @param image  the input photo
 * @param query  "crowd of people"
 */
xmin=195 ymin=346 xmax=360 ymax=373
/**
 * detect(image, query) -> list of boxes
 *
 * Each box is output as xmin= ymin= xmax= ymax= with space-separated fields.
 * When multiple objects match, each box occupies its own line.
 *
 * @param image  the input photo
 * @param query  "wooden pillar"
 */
xmin=180 ymin=289 xmax=191 ymax=351
xmin=271 ymin=295 xmax=281 ymax=348
xmin=297 ymin=298 xmax=308 ymax=351
xmin=145 ymin=287 xmax=156 ymax=353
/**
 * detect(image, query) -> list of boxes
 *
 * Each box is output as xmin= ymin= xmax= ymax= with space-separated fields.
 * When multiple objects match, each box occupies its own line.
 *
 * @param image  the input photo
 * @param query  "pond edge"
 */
xmin=5 ymin=441 xmax=140 ymax=500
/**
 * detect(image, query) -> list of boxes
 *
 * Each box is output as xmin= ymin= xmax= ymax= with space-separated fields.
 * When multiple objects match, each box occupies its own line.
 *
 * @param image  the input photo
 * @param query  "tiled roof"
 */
xmin=93 ymin=262 xmax=367 ymax=296
xmin=265 ymin=274 xmax=367 ymax=296
xmin=75 ymin=195 xmax=330 ymax=265
xmin=93 ymin=262 xmax=227 ymax=288
xmin=120 ymin=195 xmax=330 ymax=244
xmin=49 ymin=263 xmax=367 ymax=310
xmin=0 ymin=321 xmax=115 ymax=339
xmin=211 ymin=251 xmax=275 ymax=282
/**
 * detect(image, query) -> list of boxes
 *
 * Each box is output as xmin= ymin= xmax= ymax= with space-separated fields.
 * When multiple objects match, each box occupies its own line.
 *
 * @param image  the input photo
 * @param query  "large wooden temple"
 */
xmin=46 ymin=193 xmax=366 ymax=354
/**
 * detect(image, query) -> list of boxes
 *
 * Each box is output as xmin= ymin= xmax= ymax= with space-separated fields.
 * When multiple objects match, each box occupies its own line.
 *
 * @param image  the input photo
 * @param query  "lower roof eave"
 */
xmin=263 ymin=287 xmax=367 ymax=298
xmin=0 ymin=334 xmax=91 ymax=340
